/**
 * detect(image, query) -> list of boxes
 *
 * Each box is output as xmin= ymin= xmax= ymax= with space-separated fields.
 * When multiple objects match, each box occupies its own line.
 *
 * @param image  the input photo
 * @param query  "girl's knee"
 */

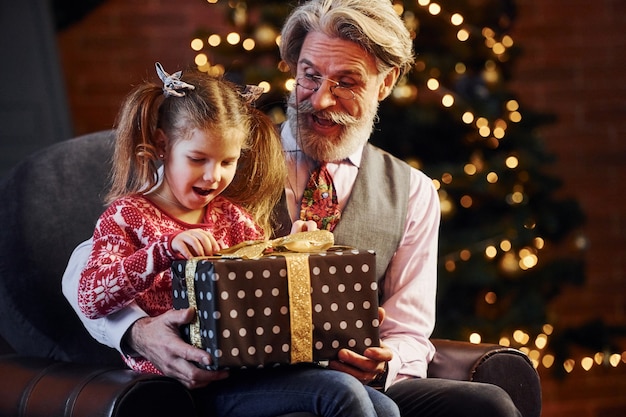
xmin=322 ymin=371 xmax=370 ymax=398
xmin=367 ymin=386 xmax=400 ymax=417
xmin=317 ymin=372 xmax=382 ymax=416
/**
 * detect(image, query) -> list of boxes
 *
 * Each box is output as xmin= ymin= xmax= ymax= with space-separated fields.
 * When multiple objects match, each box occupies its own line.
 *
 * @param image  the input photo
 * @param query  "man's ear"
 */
xmin=378 ymin=67 xmax=400 ymax=101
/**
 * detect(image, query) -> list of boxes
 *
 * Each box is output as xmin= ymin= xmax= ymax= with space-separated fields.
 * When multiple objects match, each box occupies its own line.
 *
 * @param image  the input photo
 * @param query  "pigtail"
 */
xmin=224 ymin=107 xmax=287 ymax=237
xmin=106 ymin=83 xmax=164 ymax=203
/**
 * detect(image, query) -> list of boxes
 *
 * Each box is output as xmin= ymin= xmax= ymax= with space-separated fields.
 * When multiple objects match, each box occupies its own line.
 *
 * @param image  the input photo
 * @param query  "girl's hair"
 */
xmin=107 ymin=66 xmax=286 ymax=237
xmin=280 ymin=0 xmax=414 ymax=82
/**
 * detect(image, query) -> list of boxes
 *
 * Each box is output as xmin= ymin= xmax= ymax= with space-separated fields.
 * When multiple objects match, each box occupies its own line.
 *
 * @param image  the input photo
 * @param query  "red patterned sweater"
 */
xmin=78 ymin=194 xmax=263 ymax=374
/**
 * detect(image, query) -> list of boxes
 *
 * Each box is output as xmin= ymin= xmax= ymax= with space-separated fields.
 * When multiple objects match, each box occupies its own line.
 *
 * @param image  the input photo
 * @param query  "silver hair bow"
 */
xmin=238 ymin=84 xmax=265 ymax=104
xmin=155 ymin=62 xmax=195 ymax=97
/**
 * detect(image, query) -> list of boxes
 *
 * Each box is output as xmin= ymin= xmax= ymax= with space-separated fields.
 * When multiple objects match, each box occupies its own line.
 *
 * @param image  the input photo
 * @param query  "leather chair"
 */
xmin=0 ymin=131 xmax=542 ymax=417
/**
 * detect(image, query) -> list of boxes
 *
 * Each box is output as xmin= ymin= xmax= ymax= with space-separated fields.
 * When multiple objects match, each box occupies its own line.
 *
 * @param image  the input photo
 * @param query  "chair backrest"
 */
xmin=0 ymin=130 xmax=123 ymax=365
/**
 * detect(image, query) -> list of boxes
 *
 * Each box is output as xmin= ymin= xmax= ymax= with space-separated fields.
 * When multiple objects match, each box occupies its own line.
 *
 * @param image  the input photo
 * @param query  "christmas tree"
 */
xmin=190 ymin=0 xmax=625 ymax=375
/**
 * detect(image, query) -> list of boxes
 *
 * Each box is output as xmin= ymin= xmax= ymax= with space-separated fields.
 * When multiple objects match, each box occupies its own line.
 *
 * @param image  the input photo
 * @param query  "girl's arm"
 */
xmin=77 ymin=200 xmax=175 ymax=319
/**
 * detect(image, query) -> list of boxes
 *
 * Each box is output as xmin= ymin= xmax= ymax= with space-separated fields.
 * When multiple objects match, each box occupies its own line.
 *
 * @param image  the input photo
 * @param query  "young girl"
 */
xmin=77 ymin=63 xmax=399 ymax=417
xmin=78 ymin=63 xmax=284 ymax=332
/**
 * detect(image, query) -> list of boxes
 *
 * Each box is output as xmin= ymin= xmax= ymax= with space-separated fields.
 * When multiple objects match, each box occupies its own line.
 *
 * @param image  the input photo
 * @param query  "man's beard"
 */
xmin=286 ymin=91 xmax=379 ymax=162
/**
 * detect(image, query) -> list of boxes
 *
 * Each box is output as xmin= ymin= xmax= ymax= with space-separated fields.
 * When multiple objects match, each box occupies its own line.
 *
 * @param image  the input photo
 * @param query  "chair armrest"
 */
xmin=0 ymin=354 xmax=196 ymax=417
xmin=428 ymin=339 xmax=542 ymax=417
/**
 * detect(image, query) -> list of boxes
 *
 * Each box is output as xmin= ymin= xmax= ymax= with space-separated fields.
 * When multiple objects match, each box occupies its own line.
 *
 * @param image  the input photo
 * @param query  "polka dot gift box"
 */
xmin=171 ymin=248 xmax=380 ymax=370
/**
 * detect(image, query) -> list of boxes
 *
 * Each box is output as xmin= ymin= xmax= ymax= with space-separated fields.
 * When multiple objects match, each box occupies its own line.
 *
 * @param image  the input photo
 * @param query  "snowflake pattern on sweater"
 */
xmin=78 ymin=194 xmax=263 ymax=374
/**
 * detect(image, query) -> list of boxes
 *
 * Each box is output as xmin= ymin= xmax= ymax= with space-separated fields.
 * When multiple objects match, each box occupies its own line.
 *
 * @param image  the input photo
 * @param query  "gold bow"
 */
xmin=218 ymin=230 xmax=334 ymax=259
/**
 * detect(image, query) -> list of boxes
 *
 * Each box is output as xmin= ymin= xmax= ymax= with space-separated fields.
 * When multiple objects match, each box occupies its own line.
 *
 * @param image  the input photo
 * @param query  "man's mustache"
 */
xmin=288 ymin=97 xmax=360 ymax=127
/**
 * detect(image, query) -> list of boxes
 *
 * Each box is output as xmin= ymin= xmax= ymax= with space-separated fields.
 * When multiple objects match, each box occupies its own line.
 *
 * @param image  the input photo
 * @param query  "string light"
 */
xmin=428 ymin=3 xmax=441 ymax=15
xmin=195 ymin=53 xmax=209 ymax=66
xmin=392 ymin=2 xmax=404 ymax=15
xmin=226 ymin=32 xmax=240 ymax=45
xmin=463 ymin=163 xmax=477 ymax=175
xmin=505 ymin=156 xmax=519 ymax=169
xmin=444 ymin=259 xmax=455 ymax=272
xmin=242 ymin=38 xmax=255 ymax=51
xmin=594 ymin=352 xmax=604 ymax=365
xmin=258 ymin=81 xmax=271 ymax=93
xmin=509 ymin=111 xmax=522 ymax=122
xmin=392 ymin=83 xmax=418 ymax=101
xmin=190 ymin=38 xmax=204 ymax=51
xmin=535 ymin=334 xmax=548 ymax=349
xmin=426 ymin=78 xmax=439 ymax=90
xmin=441 ymin=94 xmax=454 ymax=107
xmin=208 ymin=34 xmax=221 ymax=46
xmin=484 ymin=291 xmax=497 ymax=305
xmin=542 ymin=354 xmax=555 ymax=368
xmin=478 ymin=125 xmax=490 ymax=137
xmin=609 ymin=354 xmax=622 ymax=367
xmin=468 ymin=326 xmax=626 ymax=373
xmin=462 ymin=324 xmax=626 ymax=373
xmin=450 ymin=13 xmax=463 ymax=26
xmin=457 ymin=29 xmax=470 ymax=42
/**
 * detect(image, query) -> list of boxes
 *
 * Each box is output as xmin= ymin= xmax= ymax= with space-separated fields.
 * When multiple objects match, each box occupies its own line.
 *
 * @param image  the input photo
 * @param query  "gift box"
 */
xmin=171 ymin=240 xmax=380 ymax=370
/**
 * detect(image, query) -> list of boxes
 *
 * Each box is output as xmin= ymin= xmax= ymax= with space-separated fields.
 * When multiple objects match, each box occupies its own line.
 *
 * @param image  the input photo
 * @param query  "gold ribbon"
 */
xmin=182 ymin=230 xmax=334 ymax=361
xmin=282 ymin=253 xmax=313 ymax=363
xmin=184 ymin=258 xmax=202 ymax=348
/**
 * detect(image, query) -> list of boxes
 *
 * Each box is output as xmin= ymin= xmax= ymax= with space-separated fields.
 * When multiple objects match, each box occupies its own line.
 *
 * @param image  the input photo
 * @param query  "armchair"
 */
xmin=0 ymin=131 xmax=541 ymax=417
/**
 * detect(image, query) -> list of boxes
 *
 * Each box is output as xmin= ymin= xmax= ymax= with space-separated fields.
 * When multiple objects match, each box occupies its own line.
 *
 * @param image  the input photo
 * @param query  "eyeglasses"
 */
xmin=295 ymin=75 xmax=356 ymax=100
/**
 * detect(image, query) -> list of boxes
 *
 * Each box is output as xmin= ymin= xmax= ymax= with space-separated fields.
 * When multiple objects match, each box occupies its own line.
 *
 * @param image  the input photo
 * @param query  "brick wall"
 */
xmin=56 ymin=0 xmax=626 ymax=415
xmin=509 ymin=1 xmax=626 ymax=415
xmin=57 ymin=0 xmax=230 ymax=134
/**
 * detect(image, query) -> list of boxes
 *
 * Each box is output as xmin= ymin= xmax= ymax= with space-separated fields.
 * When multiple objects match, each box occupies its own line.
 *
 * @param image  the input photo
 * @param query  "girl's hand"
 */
xmin=290 ymin=220 xmax=318 ymax=234
xmin=171 ymin=229 xmax=221 ymax=259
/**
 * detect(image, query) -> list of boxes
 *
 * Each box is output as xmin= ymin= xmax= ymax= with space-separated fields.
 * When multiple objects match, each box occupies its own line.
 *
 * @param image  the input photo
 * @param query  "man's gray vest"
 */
xmin=272 ymin=144 xmax=410 ymax=283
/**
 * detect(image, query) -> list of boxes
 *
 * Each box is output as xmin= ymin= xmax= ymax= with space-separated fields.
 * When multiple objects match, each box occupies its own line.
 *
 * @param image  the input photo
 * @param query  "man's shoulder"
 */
xmin=365 ymin=143 xmax=436 ymax=191
xmin=365 ymin=143 xmax=421 ymax=174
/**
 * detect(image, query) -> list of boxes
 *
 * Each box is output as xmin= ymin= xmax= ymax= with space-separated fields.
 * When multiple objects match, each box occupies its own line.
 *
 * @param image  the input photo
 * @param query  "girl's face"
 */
xmin=158 ymin=126 xmax=243 ymax=221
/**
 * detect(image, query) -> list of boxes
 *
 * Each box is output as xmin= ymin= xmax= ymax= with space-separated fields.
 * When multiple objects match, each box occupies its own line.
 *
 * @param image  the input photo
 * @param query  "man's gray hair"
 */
xmin=280 ymin=0 xmax=415 ymax=83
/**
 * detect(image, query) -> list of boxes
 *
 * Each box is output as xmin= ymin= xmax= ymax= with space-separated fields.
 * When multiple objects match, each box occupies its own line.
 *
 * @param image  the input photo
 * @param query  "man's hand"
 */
xmin=329 ymin=344 xmax=392 ymax=384
xmin=327 ymin=307 xmax=392 ymax=384
xmin=290 ymin=219 xmax=318 ymax=233
xmin=127 ymin=308 xmax=229 ymax=389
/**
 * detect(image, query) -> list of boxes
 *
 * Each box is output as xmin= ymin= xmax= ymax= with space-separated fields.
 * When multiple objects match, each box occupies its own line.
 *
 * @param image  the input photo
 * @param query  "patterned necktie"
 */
xmin=300 ymin=163 xmax=341 ymax=231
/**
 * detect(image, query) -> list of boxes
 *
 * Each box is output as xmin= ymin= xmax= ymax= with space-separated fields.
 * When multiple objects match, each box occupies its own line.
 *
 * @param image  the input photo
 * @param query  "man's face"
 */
xmin=287 ymin=31 xmax=396 ymax=162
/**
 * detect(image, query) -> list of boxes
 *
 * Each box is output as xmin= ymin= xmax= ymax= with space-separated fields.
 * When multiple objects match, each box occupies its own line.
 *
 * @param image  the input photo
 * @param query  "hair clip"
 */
xmin=239 ymin=84 xmax=265 ymax=104
xmin=155 ymin=62 xmax=195 ymax=97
